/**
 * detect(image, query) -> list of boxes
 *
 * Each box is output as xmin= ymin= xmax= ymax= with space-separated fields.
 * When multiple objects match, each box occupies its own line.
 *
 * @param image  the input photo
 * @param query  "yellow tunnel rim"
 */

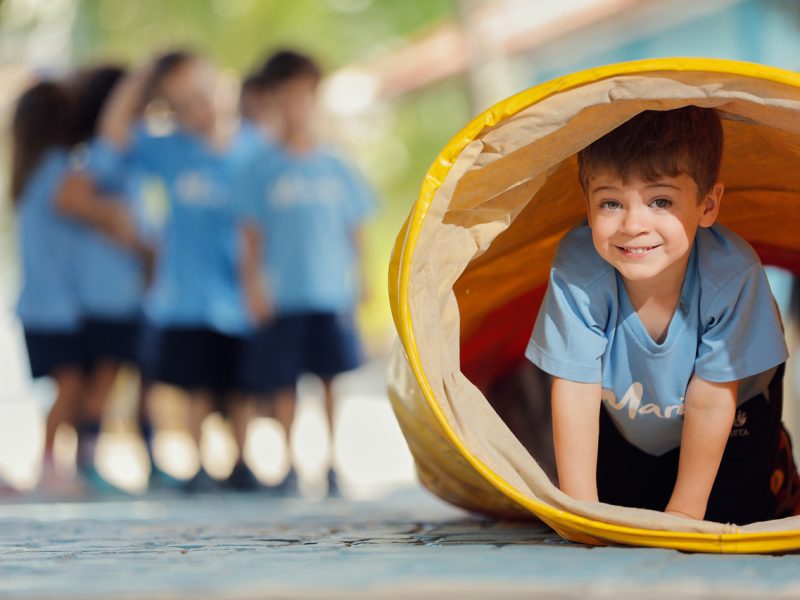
xmin=392 ymin=57 xmax=800 ymax=551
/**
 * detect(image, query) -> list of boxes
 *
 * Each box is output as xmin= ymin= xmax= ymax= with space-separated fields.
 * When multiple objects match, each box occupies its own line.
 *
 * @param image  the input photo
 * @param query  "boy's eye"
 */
xmin=598 ymin=200 xmax=622 ymax=211
xmin=650 ymin=198 xmax=672 ymax=209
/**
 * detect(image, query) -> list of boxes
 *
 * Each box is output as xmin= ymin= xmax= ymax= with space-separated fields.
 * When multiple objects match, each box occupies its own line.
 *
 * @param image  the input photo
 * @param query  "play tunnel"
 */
xmin=387 ymin=58 xmax=800 ymax=553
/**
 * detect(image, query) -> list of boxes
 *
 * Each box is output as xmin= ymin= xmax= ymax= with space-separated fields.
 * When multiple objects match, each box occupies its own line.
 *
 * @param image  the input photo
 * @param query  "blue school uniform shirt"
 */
xmin=98 ymin=124 xmax=261 ymax=335
xmin=15 ymin=149 xmax=83 ymax=331
xmin=238 ymin=118 xmax=270 ymax=156
xmin=526 ymin=222 xmax=788 ymax=456
xmin=72 ymin=139 xmax=149 ymax=319
xmin=234 ymin=144 xmax=375 ymax=315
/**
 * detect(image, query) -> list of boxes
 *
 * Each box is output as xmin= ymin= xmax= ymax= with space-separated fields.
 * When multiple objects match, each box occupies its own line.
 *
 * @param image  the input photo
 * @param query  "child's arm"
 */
xmin=56 ymin=172 xmax=141 ymax=252
xmin=665 ymin=375 xmax=738 ymax=520
xmin=99 ymin=70 xmax=149 ymax=149
xmin=552 ymin=377 xmax=603 ymax=502
xmin=239 ymin=223 xmax=273 ymax=325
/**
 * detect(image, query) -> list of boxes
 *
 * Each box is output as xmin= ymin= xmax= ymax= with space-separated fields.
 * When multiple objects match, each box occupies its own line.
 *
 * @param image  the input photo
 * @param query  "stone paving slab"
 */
xmin=1 ymin=488 xmax=800 ymax=599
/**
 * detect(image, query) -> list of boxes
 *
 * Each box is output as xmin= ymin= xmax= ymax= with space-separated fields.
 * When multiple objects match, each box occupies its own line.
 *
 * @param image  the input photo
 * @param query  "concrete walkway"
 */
xmin=1 ymin=487 xmax=800 ymax=599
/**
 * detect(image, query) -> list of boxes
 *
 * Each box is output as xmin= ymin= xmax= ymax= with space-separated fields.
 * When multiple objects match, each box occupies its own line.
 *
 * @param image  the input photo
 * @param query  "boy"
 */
xmin=236 ymin=50 xmax=374 ymax=496
xmin=526 ymin=107 xmax=800 ymax=524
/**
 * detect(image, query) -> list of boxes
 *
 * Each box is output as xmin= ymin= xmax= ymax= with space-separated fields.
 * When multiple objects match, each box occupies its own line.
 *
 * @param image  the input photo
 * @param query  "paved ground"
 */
xmin=1 ymin=487 xmax=800 ymax=599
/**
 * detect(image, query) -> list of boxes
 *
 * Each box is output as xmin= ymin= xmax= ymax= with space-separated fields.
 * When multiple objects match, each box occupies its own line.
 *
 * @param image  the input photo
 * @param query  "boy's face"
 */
xmin=276 ymin=75 xmax=318 ymax=134
xmin=585 ymin=171 xmax=723 ymax=287
xmin=160 ymin=58 xmax=217 ymax=136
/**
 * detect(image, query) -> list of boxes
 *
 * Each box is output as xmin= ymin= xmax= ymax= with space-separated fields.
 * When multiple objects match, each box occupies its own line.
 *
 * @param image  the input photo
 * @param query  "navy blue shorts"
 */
xmin=238 ymin=311 xmax=362 ymax=395
xmin=597 ymin=364 xmax=786 ymax=524
xmin=149 ymin=327 xmax=244 ymax=395
xmin=23 ymin=329 xmax=86 ymax=379
xmin=83 ymin=317 xmax=142 ymax=367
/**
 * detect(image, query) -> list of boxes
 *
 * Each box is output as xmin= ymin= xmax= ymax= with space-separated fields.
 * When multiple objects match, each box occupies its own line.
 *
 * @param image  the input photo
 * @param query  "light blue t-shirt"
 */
xmin=15 ymin=149 xmax=84 ymax=331
xmin=73 ymin=139 xmax=149 ymax=319
xmin=526 ymin=222 xmax=788 ymax=456
xmin=99 ymin=125 xmax=262 ymax=334
xmin=234 ymin=144 xmax=375 ymax=315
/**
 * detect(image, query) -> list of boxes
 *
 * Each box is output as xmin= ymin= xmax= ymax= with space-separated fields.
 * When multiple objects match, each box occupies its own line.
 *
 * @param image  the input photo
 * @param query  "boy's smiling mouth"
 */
xmin=616 ymin=244 xmax=661 ymax=257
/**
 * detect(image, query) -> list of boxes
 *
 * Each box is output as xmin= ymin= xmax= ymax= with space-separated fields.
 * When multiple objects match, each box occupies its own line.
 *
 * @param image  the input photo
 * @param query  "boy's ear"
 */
xmin=698 ymin=182 xmax=724 ymax=228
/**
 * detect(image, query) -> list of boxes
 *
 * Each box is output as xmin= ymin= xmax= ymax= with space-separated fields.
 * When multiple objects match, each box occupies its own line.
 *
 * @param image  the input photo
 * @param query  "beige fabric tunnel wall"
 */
xmin=387 ymin=58 xmax=800 ymax=553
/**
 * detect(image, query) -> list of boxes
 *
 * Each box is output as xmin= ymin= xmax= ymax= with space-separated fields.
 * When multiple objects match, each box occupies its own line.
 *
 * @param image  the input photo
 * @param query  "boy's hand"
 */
xmin=665 ymin=375 xmax=738 ymax=521
xmin=239 ymin=223 xmax=274 ymax=326
xmin=551 ymin=377 xmax=602 ymax=502
xmin=247 ymin=286 xmax=274 ymax=326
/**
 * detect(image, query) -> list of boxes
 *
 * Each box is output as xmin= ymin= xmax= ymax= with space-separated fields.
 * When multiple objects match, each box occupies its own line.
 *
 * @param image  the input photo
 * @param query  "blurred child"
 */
xmin=236 ymin=50 xmax=375 ymax=497
xmin=60 ymin=65 xmax=154 ymax=491
xmin=239 ymin=70 xmax=283 ymax=144
xmin=11 ymin=81 xmax=84 ymax=495
xmin=11 ymin=80 xmax=137 ymax=496
xmin=99 ymin=51 xmax=264 ymax=492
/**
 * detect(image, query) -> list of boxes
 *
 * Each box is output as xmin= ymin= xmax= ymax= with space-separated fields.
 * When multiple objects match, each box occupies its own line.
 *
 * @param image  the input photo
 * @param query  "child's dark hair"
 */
xmin=72 ymin=64 xmax=126 ymax=145
xmin=239 ymin=70 xmax=269 ymax=119
xmin=143 ymin=50 xmax=198 ymax=102
xmin=10 ymin=80 xmax=73 ymax=203
xmin=241 ymin=71 xmax=269 ymax=96
xmin=578 ymin=106 xmax=723 ymax=198
xmin=258 ymin=50 xmax=321 ymax=90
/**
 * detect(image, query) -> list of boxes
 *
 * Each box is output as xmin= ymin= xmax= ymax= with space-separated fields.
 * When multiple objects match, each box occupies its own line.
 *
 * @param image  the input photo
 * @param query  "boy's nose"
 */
xmin=620 ymin=205 xmax=649 ymax=236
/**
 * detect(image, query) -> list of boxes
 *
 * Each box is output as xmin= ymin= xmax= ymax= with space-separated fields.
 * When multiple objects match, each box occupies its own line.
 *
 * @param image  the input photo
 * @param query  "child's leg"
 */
xmin=188 ymin=390 xmax=213 ymax=449
xmin=772 ymin=425 xmax=800 ymax=518
xmin=137 ymin=377 xmax=156 ymax=461
xmin=272 ymin=387 xmax=297 ymax=445
xmin=308 ymin=312 xmax=362 ymax=474
xmin=77 ymin=359 xmax=119 ymax=469
xmin=44 ymin=366 xmax=84 ymax=465
xmin=321 ymin=378 xmax=335 ymax=437
xmin=228 ymin=393 xmax=253 ymax=456
xmin=706 ymin=364 xmax=785 ymax=524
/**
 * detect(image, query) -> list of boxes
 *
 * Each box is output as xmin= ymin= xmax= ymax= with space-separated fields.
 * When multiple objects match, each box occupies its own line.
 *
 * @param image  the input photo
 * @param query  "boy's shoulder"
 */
xmin=695 ymin=223 xmax=762 ymax=294
xmin=552 ymin=221 xmax=615 ymax=287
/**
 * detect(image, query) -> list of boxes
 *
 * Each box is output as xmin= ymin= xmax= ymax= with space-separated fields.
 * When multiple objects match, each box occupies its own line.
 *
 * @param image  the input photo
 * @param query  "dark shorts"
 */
xmin=238 ymin=311 xmax=362 ymax=395
xmin=597 ymin=363 xmax=787 ymax=525
xmin=23 ymin=329 xmax=85 ymax=379
xmin=83 ymin=317 xmax=142 ymax=367
xmin=150 ymin=327 xmax=244 ymax=396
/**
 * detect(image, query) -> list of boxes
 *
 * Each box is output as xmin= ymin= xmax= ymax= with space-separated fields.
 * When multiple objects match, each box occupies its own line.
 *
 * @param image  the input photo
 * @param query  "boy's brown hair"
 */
xmin=577 ymin=106 xmax=723 ymax=199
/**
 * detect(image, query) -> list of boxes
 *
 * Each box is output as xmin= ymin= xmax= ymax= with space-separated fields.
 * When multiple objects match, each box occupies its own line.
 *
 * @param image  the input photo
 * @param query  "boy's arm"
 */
xmin=552 ymin=377 xmax=603 ymax=502
xmin=239 ymin=223 xmax=273 ymax=325
xmin=665 ymin=375 xmax=738 ymax=520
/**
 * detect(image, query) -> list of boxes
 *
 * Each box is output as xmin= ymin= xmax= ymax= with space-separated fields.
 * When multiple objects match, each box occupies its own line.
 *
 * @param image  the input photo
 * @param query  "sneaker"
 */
xmin=267 ymin=467 xmax=299 ymax=497
xmin=326 ymin=468 xmax=342 ymax=498
xmin=147 ymin=464 xmax=184 ymax=493
xmin=182 ymin=467 xmax=221 ymax=494
xmin=771 ymin=426 xmax=800 ymax=518
xmin=80 ymin=463 xmax=128 ymax=497
xmin=224 ymin=460 xmax=262 ymax=492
